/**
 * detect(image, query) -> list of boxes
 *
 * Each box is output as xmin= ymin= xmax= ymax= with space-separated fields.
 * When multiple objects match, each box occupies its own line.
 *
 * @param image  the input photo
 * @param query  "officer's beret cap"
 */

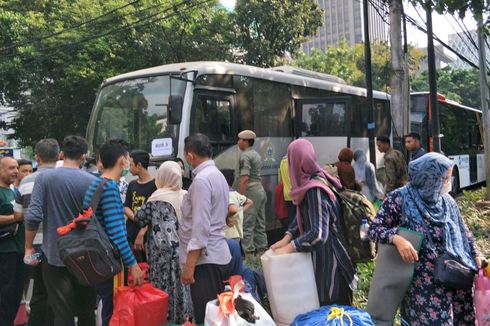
xmin=238 ymin=130 xmax=256 ymax=140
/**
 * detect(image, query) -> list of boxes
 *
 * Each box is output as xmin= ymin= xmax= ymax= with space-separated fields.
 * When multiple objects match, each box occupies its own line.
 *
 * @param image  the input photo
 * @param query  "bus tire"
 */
xmin=450 ymin=167 xmax=460 ymax=197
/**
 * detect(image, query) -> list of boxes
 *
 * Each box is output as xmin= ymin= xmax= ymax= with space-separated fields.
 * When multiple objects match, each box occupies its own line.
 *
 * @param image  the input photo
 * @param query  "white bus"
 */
xmin=410 ymin=92 xmax=486 ymax=192
xmin=86 ymin=61 xmax=391 ymax=231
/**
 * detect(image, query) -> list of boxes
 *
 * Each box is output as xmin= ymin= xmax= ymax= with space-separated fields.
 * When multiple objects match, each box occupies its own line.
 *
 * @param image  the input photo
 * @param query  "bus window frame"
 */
xmin=294 ymin=96 xmax=352 ymax=145
xmin=190 ymin=90 xmax=237 ymax=155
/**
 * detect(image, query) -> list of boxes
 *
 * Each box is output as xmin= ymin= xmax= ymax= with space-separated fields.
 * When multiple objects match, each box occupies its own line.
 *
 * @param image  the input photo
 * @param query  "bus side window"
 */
xmin=299 ymin=101 xmax=348 ymax=137
xmin=374 ymin=100 xmax=391 ymax=137
xmin=233 ymin=75 xmax=291 ymax=137
xmin=191 ymin=95 xmax=233 ymax=142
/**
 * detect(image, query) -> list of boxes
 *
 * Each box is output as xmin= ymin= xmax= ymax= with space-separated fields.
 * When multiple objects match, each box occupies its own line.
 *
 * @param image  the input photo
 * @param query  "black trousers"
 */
xmin=27 ymin=261 xmax=53 ymax=326
xmin=42 ymin=261 xmax=96 ymax=326
xmin=190 ymin=263 xmax=231 ymax=324
xmin=0 ymin=252 xmax=26 ymax=326
xmin=94 ymin=279 xmax=113 ymax=326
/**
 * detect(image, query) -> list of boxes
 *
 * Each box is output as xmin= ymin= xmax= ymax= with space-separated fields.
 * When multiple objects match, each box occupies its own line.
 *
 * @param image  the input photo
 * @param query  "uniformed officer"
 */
xmin=237 ymin=130 xmax=267 ymax=255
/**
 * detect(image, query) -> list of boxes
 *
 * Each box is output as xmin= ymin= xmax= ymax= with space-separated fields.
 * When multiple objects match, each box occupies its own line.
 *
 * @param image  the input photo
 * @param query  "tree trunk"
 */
xmin=476 ymin=15 xmax=490 ymax=200
xmin=388 ymin=0 xmax=409 ymax=150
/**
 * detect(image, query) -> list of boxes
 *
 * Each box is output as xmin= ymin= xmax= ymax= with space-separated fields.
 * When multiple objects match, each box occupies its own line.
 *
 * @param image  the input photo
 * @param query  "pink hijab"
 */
xmin=288 ymin=139 xmax=342 ymax=206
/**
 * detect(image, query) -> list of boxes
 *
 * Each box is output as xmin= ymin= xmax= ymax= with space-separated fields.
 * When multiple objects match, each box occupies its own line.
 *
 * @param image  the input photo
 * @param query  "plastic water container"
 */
xmin=261 ymin=249 xmax=319 ymax=325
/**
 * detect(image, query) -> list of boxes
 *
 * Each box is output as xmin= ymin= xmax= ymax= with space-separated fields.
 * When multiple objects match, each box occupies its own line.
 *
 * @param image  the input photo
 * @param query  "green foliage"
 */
xmin=0 ymin=0 xmax=323 ymax=146
xmin=458 ymin=187 xmax=490 ymax=257
xmin=293 ymin=41 xmax=425 ymax=91
xmin=233 ymin=0 xmax=323 ymax=67
xmin=409 ymin=1 xmax=490 ymax=35
xmin=353 ymin=261 xmax=374 ymax=309
xmin=293 ymin=41 xmax=362 ymax=86
xmin=409 ymin=0 xmax=489 ymax=20
xmin=410 ymin=66 xmax=481 ymax=108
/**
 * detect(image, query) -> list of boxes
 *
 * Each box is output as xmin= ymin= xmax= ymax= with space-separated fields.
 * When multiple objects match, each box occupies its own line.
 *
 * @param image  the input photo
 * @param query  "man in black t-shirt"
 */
xmin=123 ymin=150 xmax=156 ymax=262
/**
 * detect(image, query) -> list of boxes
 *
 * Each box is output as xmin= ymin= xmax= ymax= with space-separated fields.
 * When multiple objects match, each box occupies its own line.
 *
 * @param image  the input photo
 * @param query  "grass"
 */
xmin=458 ymin=187 xmax=490 ymax=257
xmin=245 ymin=187 xmax=490 ymax=317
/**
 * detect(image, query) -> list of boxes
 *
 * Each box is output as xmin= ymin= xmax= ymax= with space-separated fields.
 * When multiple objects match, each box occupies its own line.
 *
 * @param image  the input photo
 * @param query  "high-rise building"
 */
xmin=447 ymin=29 xmax=489 ymax=70
xmin=302 ymin=0 xmax=388 ymax=54
xmin=417 ymin=45 xmax=455 ymax=73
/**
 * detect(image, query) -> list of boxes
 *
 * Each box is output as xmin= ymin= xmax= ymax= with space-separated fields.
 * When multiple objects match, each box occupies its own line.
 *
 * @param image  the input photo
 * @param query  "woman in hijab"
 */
xmin=135 ymin=161 xmax=193 ymax=323
xmin=368 ymin=152 xmax=483 ymax=325
xmin=353 ymin=149 xmax=384 ymax=202
xmin=335 ymin=147 xmax=360 ymax=191
xmin=271 ymin=139 xmax=357 ymax=305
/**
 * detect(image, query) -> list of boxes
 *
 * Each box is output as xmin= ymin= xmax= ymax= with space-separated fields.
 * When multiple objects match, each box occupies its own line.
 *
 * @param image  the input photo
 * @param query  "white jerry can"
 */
xmin=260 ymin=250 xmax=319 ymax=325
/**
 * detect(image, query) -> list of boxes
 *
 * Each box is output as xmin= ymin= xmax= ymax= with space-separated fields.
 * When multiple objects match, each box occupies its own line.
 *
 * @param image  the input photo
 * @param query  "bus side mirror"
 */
xmin=168 ymin=95 xmax=183 ymax=124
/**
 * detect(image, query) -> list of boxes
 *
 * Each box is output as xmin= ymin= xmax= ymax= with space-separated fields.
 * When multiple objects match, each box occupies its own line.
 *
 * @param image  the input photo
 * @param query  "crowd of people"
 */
xmin=0 ymin=131 xmax=266 ymax=326
xmin=0 ymin=129 xmax=484 ymax=326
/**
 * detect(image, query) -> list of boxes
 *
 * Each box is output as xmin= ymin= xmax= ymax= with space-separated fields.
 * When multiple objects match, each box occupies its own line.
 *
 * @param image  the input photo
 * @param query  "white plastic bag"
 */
xmin=204 ymin=292 xmax=275 ymax=326
xmin=96 ymin=299 xmax=103 ymax=326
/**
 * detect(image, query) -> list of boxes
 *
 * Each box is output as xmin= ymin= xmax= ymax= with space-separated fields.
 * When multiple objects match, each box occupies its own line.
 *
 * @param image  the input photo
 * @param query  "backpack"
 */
xmin=336 ymin=189 xmax=377 ymax=263
xmin=57 ymin=180 xmax=121 ymax=286
xmin=316 ymin=177 xmax=377 ymax=263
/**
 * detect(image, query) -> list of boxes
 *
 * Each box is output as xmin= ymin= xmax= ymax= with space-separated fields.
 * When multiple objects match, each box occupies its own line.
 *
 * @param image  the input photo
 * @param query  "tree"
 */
xmin=232 ymin=0 xmax=323 ymax=67
xmin=293 ymin=41 xmax=425 ymax=91
xmin=409 ymin=0 xmax=489 ymax=21
xmin=1 ymin=0 xmax=326 ymax=147
xmin=410 ymin=67 xmax=481 ymax=108
xmin=389 ymin=0 xmax=409 ymax=142
xmin=0 ymin=0 xmax=234 ymax=147
xmin=292 ymin=41 xmax=361 ymax=86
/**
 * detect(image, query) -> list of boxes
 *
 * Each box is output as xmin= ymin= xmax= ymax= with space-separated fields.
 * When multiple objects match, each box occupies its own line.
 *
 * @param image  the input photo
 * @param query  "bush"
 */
xmin=353 ymin=262 xmax=374 ymax=309
xmin=458 ymin=187 xmax=490 ymax=257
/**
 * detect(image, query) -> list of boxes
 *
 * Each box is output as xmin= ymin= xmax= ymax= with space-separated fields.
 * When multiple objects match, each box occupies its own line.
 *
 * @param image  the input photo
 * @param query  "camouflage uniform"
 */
xmin=239 ymin=148 xmax=267 ymax=253
xmin=383 ymin=148 xmax=408 ymax=193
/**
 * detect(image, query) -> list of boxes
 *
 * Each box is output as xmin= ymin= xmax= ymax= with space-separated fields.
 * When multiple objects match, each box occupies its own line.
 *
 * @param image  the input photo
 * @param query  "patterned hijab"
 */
xmin=403 ymin=152 xmax=477 ymax=270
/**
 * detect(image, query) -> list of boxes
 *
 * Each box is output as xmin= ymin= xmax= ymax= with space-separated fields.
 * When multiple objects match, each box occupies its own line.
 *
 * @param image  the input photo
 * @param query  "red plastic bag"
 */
xmin=274 ymin=182 xmax=288 ymax=220
xmin=14 ymin=303 xmax=28 ymax=326
xmin=110 ymin=283 xmax=169 ymax=326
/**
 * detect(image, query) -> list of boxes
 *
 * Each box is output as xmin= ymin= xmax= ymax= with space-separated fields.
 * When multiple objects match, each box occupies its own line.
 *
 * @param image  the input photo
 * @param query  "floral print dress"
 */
xmin=369 ymin=189 xmax=479 ymax=326
xmin=135 ymin=201 xmax=193 ymax=324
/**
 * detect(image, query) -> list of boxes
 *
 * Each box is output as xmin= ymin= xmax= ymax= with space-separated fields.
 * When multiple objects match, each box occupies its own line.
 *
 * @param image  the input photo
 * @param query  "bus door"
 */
xmin=190 ymin=90 xmax=236 ymax=156
xmin=468 ymin=114 xmax=479 ymax=184
xmin=295 ymin=97 xmax=352 ymax=165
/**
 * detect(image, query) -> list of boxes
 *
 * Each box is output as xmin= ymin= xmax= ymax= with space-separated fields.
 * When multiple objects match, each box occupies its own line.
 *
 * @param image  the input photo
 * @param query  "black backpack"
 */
xmin=57 ymin=180 xmax=121 ymax=286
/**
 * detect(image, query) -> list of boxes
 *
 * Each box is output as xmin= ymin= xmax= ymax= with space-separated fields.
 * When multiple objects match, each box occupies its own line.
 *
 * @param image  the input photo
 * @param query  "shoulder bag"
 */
xmin=421 ymin=222 xmax=476 ymax=290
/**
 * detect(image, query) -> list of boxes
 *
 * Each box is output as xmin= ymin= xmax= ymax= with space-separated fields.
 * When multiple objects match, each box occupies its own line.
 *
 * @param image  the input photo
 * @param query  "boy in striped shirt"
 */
xmin=83 ymin=139 xmax=144 ymax=326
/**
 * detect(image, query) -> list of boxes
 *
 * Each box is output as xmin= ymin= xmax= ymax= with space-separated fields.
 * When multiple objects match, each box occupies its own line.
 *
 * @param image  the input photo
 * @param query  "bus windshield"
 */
xmin=88 ymin=75 xmax=186 ymax=156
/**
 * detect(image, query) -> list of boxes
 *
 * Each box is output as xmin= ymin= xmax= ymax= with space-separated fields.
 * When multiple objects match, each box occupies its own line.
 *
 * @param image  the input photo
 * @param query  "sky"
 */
xmin=403 ymin=1 xmax=479 ymax=48
xmin=219 ymin=0 xmax=480 ymax=48
xmin=219 ymin=0 xmax=236 ymax=11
